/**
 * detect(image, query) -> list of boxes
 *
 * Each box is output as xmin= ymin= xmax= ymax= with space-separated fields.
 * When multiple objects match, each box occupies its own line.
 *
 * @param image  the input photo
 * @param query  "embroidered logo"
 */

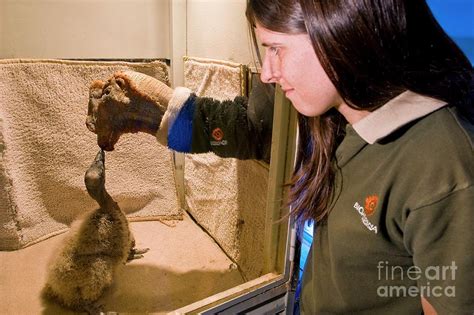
xmin=364 ymin=195 xmax=378 ymax=216
xmin=212 ymin=128 xmax=224 ymax=141
xmin=353 ymin=195 xmax=379 ymax=234
xmin=210 ymin=127 xmax=228 ymax=146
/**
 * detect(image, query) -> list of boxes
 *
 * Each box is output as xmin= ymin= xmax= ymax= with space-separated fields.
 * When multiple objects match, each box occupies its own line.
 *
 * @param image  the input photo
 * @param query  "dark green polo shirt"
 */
xmin=301 ymin=91 xmax=474 ymax=314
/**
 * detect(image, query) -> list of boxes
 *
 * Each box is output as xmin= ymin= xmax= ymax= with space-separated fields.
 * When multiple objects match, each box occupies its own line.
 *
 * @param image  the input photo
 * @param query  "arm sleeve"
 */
xmin=403 ymin=185 xmax=474 ymax=314
xmin=164 ymin=82 xmax=274 ymax=163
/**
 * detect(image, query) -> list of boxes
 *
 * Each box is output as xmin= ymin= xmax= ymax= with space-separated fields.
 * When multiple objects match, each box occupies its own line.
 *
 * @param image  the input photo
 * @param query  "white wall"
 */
xmin=0 ymin=0 xmax=254 ymax=64
xmin=0 ymin=1 xmax=5 ymax=49
xmin=0 ymin=0 xmax=170 ymax=59
xmin=186 ymin=0 xmax=252 ymax=65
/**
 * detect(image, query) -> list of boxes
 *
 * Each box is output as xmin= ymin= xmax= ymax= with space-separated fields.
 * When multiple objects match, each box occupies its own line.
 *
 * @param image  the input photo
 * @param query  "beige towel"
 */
xmin=0 ymin=59 xmax=182 ymax=251
xmin=183 ymin=56 xmax=268 ymax=280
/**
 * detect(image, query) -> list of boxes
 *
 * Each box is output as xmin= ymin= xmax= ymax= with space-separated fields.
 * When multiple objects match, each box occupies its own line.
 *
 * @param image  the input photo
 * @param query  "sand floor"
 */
xmin=0 ymin=212 xmax=244 ymax=314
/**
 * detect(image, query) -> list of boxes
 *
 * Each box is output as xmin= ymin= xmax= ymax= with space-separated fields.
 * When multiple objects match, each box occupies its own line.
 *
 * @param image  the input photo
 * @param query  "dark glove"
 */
xmin=188 ymin=75 xmax=274 ymax=163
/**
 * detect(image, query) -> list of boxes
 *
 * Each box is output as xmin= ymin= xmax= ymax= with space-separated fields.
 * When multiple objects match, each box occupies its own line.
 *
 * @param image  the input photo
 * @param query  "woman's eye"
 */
xmin=269 ymin=46 xmax=280 ymax=55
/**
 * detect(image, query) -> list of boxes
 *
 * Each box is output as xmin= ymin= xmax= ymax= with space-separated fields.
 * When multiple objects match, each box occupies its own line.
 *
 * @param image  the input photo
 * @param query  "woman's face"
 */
xmin=256 ymin=23 xmax=343 ymax=117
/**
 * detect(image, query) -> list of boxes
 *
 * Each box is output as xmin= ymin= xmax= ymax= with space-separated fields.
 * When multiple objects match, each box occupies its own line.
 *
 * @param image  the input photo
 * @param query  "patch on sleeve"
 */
xmin=210 ymin=127 xmax=227 ymax=146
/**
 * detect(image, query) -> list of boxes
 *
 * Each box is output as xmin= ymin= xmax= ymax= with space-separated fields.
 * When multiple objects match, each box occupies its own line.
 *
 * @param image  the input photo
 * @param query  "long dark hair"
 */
xmin=246 ymin=0 xmax=473 ymax=223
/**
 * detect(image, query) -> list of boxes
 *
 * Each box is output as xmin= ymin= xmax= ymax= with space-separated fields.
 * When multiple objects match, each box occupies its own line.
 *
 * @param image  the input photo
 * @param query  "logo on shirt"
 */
xmin=364 ymin=195 xmax=378 ymax=216
xmin=353 ymin=195 xmax=379 ymax=234
xmin=210 ymin=127 xmax=227 ymax=146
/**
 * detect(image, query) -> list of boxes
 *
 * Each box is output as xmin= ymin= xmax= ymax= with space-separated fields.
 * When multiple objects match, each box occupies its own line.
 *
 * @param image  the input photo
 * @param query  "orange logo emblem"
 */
xmin=364 ymin=195 xmax=378 ymax=216
xmin=212 ymin=128 xmax=224 ymax=141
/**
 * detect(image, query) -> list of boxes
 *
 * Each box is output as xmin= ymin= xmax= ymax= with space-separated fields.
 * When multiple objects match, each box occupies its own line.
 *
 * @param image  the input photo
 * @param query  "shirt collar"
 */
xmin=352 ymin=91 xmax=448 ymax=144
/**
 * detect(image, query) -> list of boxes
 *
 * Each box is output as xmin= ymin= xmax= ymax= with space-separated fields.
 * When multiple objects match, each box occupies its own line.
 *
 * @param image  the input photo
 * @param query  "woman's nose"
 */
xmin=260 ymin=64 xmax=273 ymax=84
xmin=260 ymin=54 xmax=279 ymax=84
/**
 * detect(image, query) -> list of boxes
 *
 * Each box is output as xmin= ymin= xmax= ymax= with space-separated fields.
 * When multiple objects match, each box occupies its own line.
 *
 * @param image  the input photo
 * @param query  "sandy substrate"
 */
xmin=0 ymin=213 xmax=244 ymax=314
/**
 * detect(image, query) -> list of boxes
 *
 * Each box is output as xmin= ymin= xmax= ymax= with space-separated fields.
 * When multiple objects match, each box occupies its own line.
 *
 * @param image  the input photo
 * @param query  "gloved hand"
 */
xmin=86 ymin=71 xmax=173 ymax=151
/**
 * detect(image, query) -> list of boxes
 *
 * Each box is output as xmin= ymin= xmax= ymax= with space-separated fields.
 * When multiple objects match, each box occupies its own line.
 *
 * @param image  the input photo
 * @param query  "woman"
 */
xmin=87 ymin=0 xmax=473 ymax=313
